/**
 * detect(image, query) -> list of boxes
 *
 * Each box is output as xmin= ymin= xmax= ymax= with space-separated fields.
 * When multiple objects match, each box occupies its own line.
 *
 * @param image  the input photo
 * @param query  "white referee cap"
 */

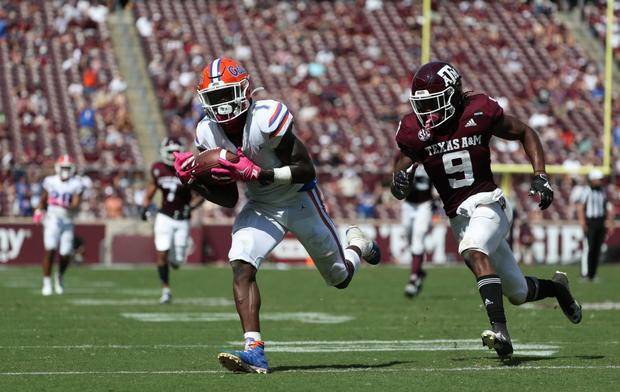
xmin=588 ymin=169 xmax=604 ymax=181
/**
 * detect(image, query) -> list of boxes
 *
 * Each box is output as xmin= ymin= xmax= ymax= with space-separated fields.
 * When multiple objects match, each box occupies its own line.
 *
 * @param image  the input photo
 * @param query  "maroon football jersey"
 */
xmin=151 ymin=161 xmax=193 ymax=220
xmin=396 ymin=94 xmax=502 ymax=217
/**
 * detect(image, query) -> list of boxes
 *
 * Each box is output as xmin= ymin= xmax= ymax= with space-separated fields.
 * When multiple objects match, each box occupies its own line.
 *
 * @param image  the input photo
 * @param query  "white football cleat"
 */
xmin=159 ymin=288 xmax=172 ymax=304
xmin=42 ymin=284 xmax=53 ymax=296
xmin=346 ymin=225 xmax=381 ymax=265
xmin=54 ymin=273 xmax=64 ymax=295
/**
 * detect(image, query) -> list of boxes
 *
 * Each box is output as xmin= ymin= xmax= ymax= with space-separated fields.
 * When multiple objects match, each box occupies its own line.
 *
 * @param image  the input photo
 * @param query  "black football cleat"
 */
xmin=481 ymin=322 xmax=513 ymax=359
xmin=552 ymin=271 xmax=582 ymax=324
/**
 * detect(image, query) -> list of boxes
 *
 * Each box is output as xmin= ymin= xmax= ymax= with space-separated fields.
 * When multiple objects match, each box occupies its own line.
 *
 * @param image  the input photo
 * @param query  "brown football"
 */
xmin=192 ymin=147 xmax=239 ymax=185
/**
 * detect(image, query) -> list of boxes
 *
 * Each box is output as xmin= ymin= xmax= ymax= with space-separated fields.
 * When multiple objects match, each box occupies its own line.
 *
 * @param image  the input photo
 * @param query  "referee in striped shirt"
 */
xmin=576 ymin=169 xmax=613 ymax=280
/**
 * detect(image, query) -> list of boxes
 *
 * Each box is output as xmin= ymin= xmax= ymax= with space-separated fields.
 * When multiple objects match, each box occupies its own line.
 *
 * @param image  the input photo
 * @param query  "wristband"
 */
xmin=273 ymin=166 xmax=292 ymax=184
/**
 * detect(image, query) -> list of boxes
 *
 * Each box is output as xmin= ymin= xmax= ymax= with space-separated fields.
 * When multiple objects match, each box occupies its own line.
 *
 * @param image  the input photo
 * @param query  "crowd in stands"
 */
xmin=1 ymin=0 xmax=618 ymax=222
xmin=0 ymin=0 xmax=143 ymax=217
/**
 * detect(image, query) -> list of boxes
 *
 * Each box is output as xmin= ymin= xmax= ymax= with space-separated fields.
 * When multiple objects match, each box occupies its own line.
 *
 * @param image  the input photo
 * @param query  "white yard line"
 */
xmin=121 ymin=312 xmax=354 ymax=324
xmin=0 ymin=344 xmax=217 ymax=350
xmin=68 ymin=297 xmax=234 ymax=306
xmin=522 ymin=302 xmax=620 ymax=311
xmin=1 ymin=365 xmax=619 ymax=376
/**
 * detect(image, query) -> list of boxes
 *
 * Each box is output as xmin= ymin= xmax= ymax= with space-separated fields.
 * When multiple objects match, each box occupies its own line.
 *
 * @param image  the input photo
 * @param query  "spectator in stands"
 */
xmin=79 ymin=106 xmax=96 ymax=129
xmin=338 ymin=170 xmax=362 ymax=199
xmin=14 ymin=179 xmax=31 ymax=216
xmin=0 ymin=10 xmax=6 ymax=39
xmin=104 ymin=188 xmax=124 ymax=219
xmin=356 ymin=186 xmax=379 ymax=219
xmin=560 ymin=128 xmax=575 ymax=149
xmin=136 ymin=15 xmax=153 ymax=37
xmin=83 ymin=66 xmax=98 ymax=95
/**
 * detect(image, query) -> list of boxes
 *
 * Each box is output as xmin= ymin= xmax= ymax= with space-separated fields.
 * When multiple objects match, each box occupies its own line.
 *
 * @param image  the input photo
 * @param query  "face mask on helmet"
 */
xmin=56 ymin=164 xmax=75 ymax=180
xmin=198 ymin=79 xmax=250 ymax=123
xmin=160 ymin=140 xmax=182 ymax=166
xmin=410 ymin=86 xmax=456 ymax=130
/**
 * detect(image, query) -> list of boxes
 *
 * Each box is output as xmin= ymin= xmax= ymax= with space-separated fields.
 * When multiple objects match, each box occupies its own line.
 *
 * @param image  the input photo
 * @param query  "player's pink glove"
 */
xmin=33 ymin=209 xmax=43 ymax=224
xmin=173 ymin=151 xmax=196 ymax=184
xmin=212 ymin=149 xmax=262 ymax=182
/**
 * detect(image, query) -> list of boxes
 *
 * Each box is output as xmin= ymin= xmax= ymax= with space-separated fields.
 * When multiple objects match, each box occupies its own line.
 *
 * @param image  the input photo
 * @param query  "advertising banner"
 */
xmin=0 ymin=223 xmax=105 ymax=265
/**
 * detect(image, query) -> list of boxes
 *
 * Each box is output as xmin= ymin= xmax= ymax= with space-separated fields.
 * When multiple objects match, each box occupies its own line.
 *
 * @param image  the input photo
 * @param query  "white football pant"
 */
xmin=401 ymin=200 xmax=432 ymax=255
xmin=154 ymin=213 xmax=190 ymax=265
xmin=229 ymin=188 xmax=350 ymax=286
xmin=450 ymin=201 xmax=528 ymax=305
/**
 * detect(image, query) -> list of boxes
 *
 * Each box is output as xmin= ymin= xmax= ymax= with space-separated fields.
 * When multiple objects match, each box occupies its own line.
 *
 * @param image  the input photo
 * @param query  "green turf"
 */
xmin=0 ymin=264 xmax=618 ymax=391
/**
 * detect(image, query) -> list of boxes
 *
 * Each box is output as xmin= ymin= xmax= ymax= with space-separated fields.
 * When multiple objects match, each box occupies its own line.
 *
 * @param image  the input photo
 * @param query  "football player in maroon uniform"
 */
xmin=141 ymin=137 xmax=203 ymax=304
xmin=400 ymin=165 xmax=434 ymax=298
xmin=391 ymin=61 xmax=582 ymax=358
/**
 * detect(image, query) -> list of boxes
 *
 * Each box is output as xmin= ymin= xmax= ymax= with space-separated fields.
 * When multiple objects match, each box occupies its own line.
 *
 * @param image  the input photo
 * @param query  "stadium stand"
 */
xmin=582 ymin=0 xmax=620 ymax=62
xmin=0 ymin=0 xmax=617 ymax=221
xmin=0 ymin=0 xmax=143 ymax=217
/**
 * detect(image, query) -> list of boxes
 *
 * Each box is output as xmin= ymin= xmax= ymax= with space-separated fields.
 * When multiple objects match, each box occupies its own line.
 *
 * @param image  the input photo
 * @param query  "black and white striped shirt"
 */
xmin=579 ymin=187 xmax=608 ymax=219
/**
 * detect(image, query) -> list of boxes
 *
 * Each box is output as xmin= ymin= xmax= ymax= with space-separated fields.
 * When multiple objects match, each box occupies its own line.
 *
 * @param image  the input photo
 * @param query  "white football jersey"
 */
xmin=42 ymin=175 xmax=84 ymax=219
xmin=195 ymin=99 xmax=311 ymax=205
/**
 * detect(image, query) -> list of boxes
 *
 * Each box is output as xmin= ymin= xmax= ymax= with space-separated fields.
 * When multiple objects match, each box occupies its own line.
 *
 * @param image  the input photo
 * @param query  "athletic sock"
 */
xmin=525 ymin=276 xmax=556 ymax=302
xmin=43 ymin=276 xmax=52 ymax=287
xmin=410 ymin=254 xmax=423 ymax=279
xmin=157 ymin=265 xmax=169 ymax=285
xmin=344 ymin=248 xmax=361 ymax=272
xmin=59 ymin=257 xmax=70 ymax=275
xmin=244 ymin=332 xmax=262 ymax=351
xmin=244 ymin=331 xmax=262 ymax=341
xmin=477 ymin=274 xmax=506 ymax=324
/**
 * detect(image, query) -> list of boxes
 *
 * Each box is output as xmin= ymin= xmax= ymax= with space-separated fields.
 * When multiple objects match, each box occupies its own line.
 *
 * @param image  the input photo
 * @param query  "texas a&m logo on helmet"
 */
xmin=197 ymin=58 xmax=252 ymax=123
xmin=410 ymin=61 xmax=463 ymax=131
xmin=160 ymin=136 xmax=183 ymax=166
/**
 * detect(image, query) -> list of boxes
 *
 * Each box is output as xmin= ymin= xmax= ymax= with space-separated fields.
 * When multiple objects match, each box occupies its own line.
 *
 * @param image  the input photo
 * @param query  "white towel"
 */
xmin=456 ymin=188 xmax=505 ymax=218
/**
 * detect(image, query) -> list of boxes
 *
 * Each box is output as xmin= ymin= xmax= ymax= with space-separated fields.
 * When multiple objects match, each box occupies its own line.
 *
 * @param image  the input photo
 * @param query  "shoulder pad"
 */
xmin=252 ymin=99 xmax=293 ymax=136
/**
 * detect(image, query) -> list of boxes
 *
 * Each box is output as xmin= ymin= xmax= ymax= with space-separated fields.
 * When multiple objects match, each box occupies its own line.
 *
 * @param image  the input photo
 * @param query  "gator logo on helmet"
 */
xmin=227 ymin=65 xmax=247 ymax=77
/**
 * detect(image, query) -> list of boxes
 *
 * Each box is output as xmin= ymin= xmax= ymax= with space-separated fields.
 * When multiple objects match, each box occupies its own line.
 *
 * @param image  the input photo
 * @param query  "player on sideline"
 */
xmin=141 ymin=137 xmax=203 ymax=304
xmin=174 ymin=57 xmax=381 ymax=373
xmin=400 ymin=165 xmax=433 ymax=298
xmin=391 ymin=61 xmax=582 ymax=358
xmin=33 ymin=155 xmax=84 ymax=296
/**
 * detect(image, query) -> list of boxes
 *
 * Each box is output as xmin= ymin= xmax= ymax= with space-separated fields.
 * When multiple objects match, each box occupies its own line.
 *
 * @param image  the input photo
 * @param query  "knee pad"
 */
xmin=507 ymin=294 xmax=526 ymax=306
xmin=507 ymin=284 xmax=528 ymax=305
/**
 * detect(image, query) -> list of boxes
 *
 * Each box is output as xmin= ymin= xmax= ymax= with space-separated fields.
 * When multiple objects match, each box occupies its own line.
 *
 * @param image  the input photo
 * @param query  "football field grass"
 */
xmin=0 ymin=264 xmax=619 ymax=391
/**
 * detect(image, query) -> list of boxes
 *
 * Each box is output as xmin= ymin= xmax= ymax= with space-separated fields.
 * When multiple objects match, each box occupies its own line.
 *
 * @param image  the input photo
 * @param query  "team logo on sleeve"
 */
xmin=418 ymin=128 xmax=431 ymax=141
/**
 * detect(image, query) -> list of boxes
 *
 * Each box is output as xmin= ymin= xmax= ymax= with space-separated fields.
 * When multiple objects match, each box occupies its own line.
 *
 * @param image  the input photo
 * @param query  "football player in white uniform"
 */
xmin=173 ymin=57 xmax=381 ymax=374
xmin=33 ymin=155 xmax=84 ymax=296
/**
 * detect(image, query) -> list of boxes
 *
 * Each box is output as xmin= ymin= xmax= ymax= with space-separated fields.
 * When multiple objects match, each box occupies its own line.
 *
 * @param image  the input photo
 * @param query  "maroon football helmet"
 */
xmin=160 ymin=136 xmax=183 ymax=166
xmin=410 ymin=61 xmax=463 ymax=130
